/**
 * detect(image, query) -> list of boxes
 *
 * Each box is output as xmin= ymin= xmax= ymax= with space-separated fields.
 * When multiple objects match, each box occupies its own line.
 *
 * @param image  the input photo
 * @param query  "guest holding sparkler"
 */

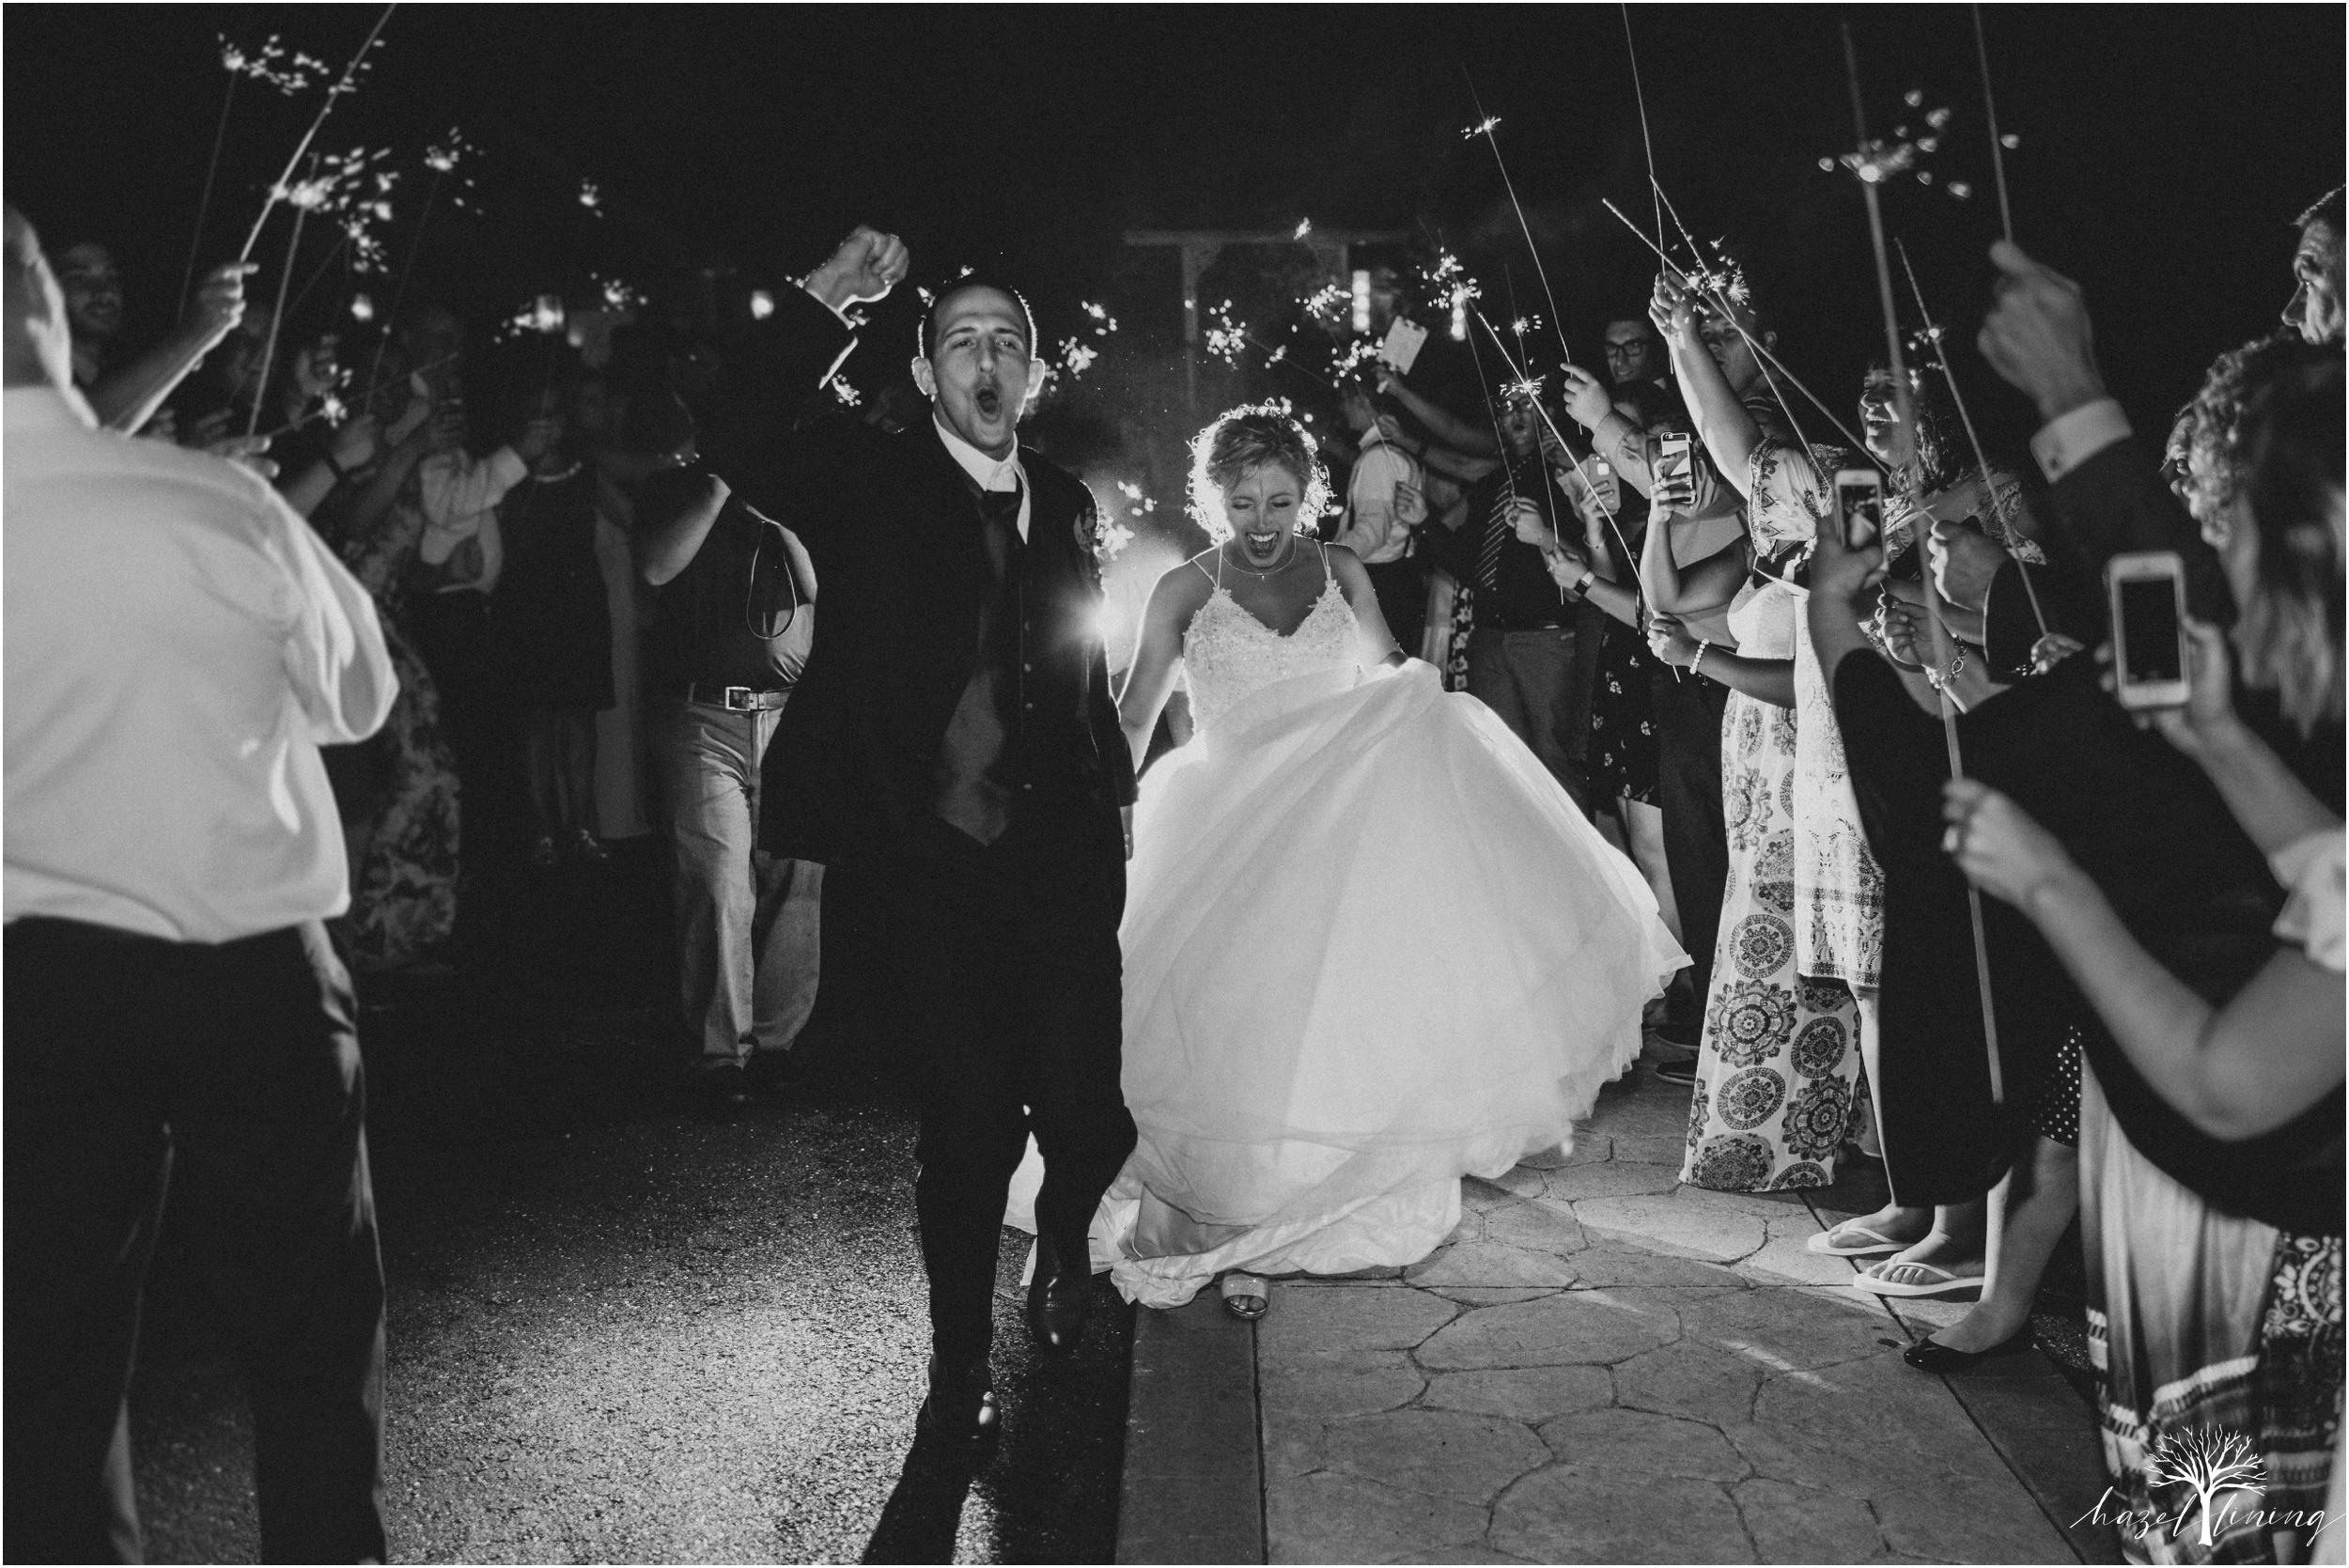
xmin=318 ymin=374 xmax=463 ymax=970
xmin=1642 ymin=271 xmax=1869 ymax=1191
xmin=54 ymin=235 xmax=256 ymax=434
xmin=1331 ymin=373 xmax=1430 ymax=655
xmin=1939 ymin=344 xmax=2342 ymax=1561
xmin=1410 ymin=379 xmax=1605 ymax=817
xmin=5 ymin=204 xmax=395 ymax=1561
xmin=1559 ymin=364 xmax=1747 ymax=1066
xmin=495 ymin=380 xmax=618 ymax=868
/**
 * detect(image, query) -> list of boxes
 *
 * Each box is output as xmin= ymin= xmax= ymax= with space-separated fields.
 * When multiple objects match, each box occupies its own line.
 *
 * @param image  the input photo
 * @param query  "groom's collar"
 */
xmin=932 ymin=415 xmax=1024 ymax=495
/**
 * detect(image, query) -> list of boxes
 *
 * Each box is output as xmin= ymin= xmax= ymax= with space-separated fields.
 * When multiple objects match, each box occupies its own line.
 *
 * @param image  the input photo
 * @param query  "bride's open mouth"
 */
xmin=1241 ymin=528 xmax=1284 ymax=562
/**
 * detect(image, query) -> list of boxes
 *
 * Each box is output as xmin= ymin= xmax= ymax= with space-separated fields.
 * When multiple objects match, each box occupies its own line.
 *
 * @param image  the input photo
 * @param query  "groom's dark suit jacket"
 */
xmin=706 ymin=286 xmax=1136 ymax=868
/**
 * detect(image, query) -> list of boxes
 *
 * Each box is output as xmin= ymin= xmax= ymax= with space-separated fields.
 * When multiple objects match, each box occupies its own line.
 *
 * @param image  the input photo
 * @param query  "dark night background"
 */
xmin=8 ymin=3 xmax=2341 ymax=464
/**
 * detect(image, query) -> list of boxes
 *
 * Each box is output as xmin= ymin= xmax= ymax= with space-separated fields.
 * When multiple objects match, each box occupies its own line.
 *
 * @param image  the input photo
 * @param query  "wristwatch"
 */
xmin=1570 ymin=566 xmax=1597 ymax=597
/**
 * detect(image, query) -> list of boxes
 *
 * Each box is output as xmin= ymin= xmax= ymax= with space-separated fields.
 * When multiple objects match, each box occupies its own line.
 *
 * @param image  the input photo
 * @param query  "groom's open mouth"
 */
xmin=972 ymin=382 xmax=1003 ymax=420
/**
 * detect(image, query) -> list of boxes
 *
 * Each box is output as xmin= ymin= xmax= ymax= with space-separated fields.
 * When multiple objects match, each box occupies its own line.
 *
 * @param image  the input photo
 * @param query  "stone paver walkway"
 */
xmin=1119 ymin=1044 xmax=2117 ymax=1564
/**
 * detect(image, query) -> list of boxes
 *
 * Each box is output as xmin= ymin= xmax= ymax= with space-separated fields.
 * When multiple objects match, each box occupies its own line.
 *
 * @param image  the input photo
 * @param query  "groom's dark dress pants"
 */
xmin=892 ymin=792 xmax=1134 ymax=1372
xmin=3 ymin=917 xmax=388 ymax=1564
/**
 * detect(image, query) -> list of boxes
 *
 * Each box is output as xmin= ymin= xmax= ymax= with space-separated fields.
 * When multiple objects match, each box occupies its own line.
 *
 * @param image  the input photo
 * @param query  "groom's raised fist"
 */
xmin=803 ymin=225 xmax=910 ymax=315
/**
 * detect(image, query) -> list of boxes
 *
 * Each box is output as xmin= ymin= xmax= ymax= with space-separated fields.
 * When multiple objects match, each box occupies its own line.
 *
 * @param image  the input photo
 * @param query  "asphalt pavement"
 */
xmin=123 ymin=846 xmax=1132 ymax=1564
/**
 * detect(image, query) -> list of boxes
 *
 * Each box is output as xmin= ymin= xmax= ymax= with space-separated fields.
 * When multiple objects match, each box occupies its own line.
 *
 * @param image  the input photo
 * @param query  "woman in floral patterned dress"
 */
xmin=1641 ymin=272 xmax=1867 ymax=1191
xmin=318 ymin=395 xmax=462 ymax=970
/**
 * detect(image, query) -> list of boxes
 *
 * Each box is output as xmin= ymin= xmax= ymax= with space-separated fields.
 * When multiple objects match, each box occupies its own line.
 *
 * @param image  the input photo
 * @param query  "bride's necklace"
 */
xmin=1222 ymin=533 xmax=1299 ymax=579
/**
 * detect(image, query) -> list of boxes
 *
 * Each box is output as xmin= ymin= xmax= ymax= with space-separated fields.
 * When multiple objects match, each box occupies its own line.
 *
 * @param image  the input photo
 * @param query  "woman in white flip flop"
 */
xmin=1092 ymin=405 xmax=1685 ymax=1318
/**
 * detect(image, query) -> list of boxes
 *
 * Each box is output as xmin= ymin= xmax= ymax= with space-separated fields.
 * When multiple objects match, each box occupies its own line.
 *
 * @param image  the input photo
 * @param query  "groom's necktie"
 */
xmin=934 ymin=484 xmax=1028 ymax=846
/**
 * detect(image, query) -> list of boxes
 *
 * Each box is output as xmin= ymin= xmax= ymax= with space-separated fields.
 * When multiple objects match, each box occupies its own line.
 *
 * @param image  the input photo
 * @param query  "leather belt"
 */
xmin=679 ymin=682 xmax=789 ymax=711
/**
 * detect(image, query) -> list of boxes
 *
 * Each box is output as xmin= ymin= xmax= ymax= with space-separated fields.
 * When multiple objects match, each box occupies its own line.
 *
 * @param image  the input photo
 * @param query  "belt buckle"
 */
xmin=723 ymin=685 xmax=755 ymax=711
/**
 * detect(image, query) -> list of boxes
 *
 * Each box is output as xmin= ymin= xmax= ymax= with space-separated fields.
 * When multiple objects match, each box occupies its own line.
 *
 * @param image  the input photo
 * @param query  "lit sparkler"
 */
xmin=237 ymin=4 xmax=397 ymax=264
xmin=1841 ymin=20 xmax=2003 ymax=1102
xmin=220 ymin=34 xmax=329 ymax=94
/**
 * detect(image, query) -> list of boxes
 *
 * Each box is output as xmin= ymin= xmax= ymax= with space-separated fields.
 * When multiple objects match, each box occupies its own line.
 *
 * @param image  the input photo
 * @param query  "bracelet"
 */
xmin=1691 ymin=639 xmax=1710 ymax=677
xmin=1924 ymin=644 xmax=1968 ymax=691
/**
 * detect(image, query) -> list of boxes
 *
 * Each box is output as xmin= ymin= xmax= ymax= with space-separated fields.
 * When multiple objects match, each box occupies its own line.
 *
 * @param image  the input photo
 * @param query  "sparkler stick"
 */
xmin=245 ymin=170 xmax=314 ymax=440
xmin=238 ymin=4 xmax=397 ymax=265
xmin=285 ymin=228 xmax=353 ymax=321
xmin=1892 ymin=238 xmax=2050 ymax=637
xmin=1620 ymin=4 xmax=1666 ymax=252
xmin=1844 ymin=22 xmax=2003 ymax=1104
xmin=1472 ymin=307 xmax=1645 ymax=619
xmin=1972 ymin=4 xmax=2016 ymax=245
xmin=1600 ymin=198 xmax=1866 ymax=456
xmin=368 ymin=163 xmax=445 ymax=393
xmin=1462 ymin=69 xmax=1578 ymax=372
xmin=180 ymin=72 xmax=240 ymax=319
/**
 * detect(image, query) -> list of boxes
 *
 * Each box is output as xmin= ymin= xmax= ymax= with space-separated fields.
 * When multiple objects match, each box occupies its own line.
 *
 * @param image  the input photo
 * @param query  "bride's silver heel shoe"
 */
xmin=1220 ymin=1273 xmax=1268 ymax=1321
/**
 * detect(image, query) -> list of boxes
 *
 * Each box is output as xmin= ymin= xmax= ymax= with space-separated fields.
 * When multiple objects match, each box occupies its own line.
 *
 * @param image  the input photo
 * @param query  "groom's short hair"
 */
xmin=918 ymin=278 xmax=1035 ymax=363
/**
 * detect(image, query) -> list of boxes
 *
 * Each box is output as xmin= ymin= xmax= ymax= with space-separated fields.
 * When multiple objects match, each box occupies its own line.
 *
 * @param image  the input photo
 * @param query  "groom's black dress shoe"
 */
xmin=1026 ymin=1234 xmax=1091 ymax=1355
xmin=915 ymin=1358 xmax=1001 ymax=1459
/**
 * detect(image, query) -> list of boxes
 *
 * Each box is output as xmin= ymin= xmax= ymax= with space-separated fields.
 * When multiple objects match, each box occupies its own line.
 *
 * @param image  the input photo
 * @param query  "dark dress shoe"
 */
xmin=692 ymin=1063 xmax=752 ymax=1109
xmin=915 ymin=1358 xmax=1001 ymax=1458
xmin=1025 ymin=1234 xmax=1092 ymax=1355
xmin=1654 ymin=1056 xmax=1700 ymax=1086
xmin=1903 ymin=1329 xmax=2032 ymax=1374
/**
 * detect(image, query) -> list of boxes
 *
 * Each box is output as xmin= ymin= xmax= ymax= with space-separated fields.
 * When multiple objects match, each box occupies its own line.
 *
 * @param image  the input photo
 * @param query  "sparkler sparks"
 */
xmin=219 ymin=34 xmax=328 ymax=94
xmin=1464 ymin=116 xmax=1501 ymax=139
xmin=1204 ymin=301 xmax=1247 ymax=366
xmin=1293 ymin=219 xmax=1313 ymax=241
xmin=236 ymin=3 xmax=397 ymax=264
xmin=577 ymin=179 xmax=604 ymax=214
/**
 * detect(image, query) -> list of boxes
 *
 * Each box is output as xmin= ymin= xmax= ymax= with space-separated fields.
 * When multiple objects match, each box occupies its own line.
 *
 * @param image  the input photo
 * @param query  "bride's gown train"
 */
xmin=1038 ymin=551 xmax=1683 ymax=1308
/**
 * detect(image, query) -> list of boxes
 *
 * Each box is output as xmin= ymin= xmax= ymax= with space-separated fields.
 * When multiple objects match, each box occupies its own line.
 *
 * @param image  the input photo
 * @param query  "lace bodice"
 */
xmin=1183 ymin=567 xmax=1359 ymax=733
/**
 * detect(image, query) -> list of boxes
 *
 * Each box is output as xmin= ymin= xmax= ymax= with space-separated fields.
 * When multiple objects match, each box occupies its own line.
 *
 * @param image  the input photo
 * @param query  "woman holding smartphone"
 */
xmin=1938 ymin=346 xmax=2342 ymax=1563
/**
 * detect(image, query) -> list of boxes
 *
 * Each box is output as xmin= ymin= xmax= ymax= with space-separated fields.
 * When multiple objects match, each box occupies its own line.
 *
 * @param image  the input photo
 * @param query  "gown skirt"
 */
xmin=1091 ymin=660 xmax=1686 ymax=1308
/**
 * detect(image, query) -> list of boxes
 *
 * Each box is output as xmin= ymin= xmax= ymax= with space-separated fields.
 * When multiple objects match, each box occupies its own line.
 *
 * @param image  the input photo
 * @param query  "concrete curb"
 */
xmin=1114 ymin=1295 xmax=1264 ymax=1564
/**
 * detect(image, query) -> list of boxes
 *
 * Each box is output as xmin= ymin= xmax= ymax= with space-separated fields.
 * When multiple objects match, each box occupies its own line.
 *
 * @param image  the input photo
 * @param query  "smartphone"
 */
xmin=1651 ymin=432 xmax=1696 ymax=510
xmin=1833 ymin=468 xmax=1884 ymax=550
xmin=2106 ymin=551 xmax=2192 ymax=709
xmin=1588 ymin=458 xmax=1620 ymax=513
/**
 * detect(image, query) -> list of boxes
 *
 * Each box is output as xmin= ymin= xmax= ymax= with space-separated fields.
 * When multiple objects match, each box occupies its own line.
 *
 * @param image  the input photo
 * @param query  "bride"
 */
xmin=1095 ymin=404 xmax=1686 ymax=1316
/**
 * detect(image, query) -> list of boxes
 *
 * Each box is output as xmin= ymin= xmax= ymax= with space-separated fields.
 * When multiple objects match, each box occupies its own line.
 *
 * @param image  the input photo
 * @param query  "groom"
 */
xmin=711 ymin=227 xmax=1137 ymax=1450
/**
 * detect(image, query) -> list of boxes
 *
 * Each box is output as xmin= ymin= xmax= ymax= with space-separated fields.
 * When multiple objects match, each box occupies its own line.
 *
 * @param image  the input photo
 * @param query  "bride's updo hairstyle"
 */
xmin=1187 ymin=403 xmax=1331 ymax=544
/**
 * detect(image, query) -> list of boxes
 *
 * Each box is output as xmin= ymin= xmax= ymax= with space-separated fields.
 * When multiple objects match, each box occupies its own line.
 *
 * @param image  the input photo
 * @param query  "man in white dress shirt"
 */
xmin=3 ymin=206 xmax=397 ymax=1562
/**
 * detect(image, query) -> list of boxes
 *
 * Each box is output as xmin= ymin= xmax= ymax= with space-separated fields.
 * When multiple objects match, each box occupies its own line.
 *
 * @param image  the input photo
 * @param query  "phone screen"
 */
xmin=1653 ymin=436 xmax=1695 ymax=508
xmin=2118 ymin=577 xmax=2185 ymax=683
xmin=1836 ymin=477 xmax=1883 ymax=549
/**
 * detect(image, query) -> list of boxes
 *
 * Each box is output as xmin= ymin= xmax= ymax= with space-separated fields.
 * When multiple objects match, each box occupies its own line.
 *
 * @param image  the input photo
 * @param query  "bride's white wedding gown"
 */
xmin=1078 ymin=549 xmax=1686 ymax=1308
